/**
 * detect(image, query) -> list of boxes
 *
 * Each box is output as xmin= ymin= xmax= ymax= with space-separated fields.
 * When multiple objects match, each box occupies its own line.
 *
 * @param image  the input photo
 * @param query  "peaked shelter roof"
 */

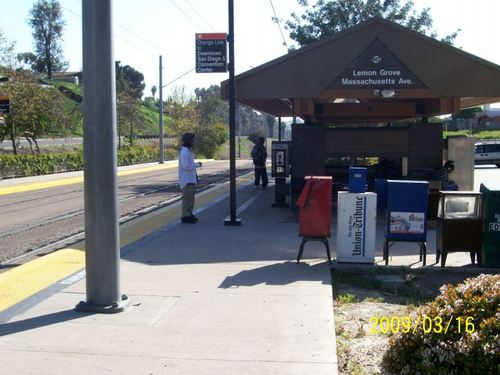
xmin=221 ymin=17 xmax=500 ymax=123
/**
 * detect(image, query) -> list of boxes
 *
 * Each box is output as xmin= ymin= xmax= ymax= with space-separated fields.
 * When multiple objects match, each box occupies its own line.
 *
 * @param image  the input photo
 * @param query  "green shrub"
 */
xmin=0 ymin=152 xmax=84 ymax=178
xmin=382 ymin=274 xmax=500 ymax=375
xmin=0 ymin=145 xmax=178 ymax=179
xmin=193 ymin=123 xmax=229 ymax=159
xmin=336 ymin=293 xmax=357 ymax=304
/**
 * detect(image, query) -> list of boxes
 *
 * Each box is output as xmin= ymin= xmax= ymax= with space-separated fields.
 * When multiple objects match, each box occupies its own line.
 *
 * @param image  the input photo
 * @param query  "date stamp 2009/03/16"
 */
xmin=369 ymin=315 xmax=475 ymax=335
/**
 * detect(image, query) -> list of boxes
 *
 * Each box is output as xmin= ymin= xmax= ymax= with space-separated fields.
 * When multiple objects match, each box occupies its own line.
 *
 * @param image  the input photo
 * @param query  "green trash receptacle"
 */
xmin=480 ymin=183 xmax=500 ymax=267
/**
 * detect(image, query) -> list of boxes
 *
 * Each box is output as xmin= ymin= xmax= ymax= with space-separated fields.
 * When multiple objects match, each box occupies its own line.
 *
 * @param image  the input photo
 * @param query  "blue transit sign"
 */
xmin=195 ymin=33 xmax=227 ymax=73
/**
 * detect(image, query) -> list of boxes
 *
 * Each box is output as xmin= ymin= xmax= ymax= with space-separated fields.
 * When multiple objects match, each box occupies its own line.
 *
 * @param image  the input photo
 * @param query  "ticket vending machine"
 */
xmin=271 ymin=141 xmax=290 ymax=207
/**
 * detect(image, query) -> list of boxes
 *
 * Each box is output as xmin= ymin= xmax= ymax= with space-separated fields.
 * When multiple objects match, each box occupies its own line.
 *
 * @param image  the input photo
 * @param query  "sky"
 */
xmin=1 ymin=0 xmax=499 ymax=103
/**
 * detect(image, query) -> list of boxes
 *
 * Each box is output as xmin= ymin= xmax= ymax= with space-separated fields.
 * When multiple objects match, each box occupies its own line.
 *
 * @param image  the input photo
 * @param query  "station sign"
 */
xmin=195 ymin=33 xmax=227 ymax=73
xmin=0 ymin=96 xmax=10 ymax=114
xmin=330 ymin=38 xmax=427 ymax=89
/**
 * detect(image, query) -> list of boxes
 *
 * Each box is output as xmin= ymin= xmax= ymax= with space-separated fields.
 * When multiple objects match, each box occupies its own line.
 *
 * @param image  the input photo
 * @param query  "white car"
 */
xmin=475 ymin=140 xmax=500 ymax=167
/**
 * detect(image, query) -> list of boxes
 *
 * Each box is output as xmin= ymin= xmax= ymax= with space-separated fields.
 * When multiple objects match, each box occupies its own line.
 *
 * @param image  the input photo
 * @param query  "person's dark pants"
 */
xmin=254 ymin=167 xmax=268 ymax=187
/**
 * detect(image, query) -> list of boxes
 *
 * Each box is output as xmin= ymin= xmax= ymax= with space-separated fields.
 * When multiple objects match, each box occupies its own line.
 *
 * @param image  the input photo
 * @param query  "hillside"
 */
xmin=46 ymin=78 xmax=164 ymax=137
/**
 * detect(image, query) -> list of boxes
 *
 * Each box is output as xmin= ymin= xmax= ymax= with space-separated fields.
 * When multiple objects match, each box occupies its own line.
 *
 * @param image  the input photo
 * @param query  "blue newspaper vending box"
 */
xmin=384 ymin=180 xmax=429 ymax=265
xmin=375 ymin=179 xmax=387 ymax=210
xmin=348 ymin=167 xmax=367 ymax=193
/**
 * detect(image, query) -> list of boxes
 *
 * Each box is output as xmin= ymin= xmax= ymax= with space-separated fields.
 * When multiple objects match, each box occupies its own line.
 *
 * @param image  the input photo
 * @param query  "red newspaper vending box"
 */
xmin=296 ymin=176 xmax=332 ymax=263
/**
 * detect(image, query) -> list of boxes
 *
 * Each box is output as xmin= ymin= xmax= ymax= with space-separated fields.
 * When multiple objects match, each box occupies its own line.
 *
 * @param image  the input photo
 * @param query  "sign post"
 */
xmin=195 ymin=9 xmax=240 ymax=226
xmin=223 ymin=0 xmax=241 ymax=226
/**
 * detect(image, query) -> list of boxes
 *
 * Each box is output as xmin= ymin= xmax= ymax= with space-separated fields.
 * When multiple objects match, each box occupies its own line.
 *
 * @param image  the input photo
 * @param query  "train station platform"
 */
xmin=0 ymin=168 xmax=478 ymax=374
xmin=0 ymin=175 xmax=338 ymax=374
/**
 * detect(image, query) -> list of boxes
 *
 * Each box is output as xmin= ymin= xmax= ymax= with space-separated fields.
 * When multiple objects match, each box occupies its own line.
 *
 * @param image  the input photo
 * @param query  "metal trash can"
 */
xmin=480 ymin=183 xmax=500 ymax=267
xmin=436 ymin=191 xmax=483 ymax=267
xmin=296 ymin=176 xmax=332 ymax=263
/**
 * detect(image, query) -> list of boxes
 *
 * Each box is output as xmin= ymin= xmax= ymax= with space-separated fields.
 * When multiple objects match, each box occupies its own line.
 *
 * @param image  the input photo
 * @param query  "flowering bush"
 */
xmin=382 ymin=274 xmax=499 ymax=375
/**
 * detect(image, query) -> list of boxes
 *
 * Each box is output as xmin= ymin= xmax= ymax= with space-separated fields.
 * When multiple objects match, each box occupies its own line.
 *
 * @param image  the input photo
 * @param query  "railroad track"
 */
xmin=0 ymin=165 xmax=253 ymax=267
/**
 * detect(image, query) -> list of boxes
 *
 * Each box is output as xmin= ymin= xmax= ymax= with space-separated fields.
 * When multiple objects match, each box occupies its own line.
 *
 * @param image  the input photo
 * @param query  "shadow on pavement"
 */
xmin=219 ymin=261 xmax=331 ymax=288
xmin=0 ymin=309 xmax=92 ymax=337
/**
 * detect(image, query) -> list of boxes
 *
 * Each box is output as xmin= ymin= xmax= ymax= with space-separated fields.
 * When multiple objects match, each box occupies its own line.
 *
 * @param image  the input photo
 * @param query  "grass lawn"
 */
xmin=445 ymin=130 xmax=500 ymax=139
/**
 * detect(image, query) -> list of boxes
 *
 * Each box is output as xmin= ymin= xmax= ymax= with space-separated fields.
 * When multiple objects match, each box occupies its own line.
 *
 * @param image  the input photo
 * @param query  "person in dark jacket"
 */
xmin=250 ymin=137 xmax=268 ymax=187
xmin=436 ymin=160 xmax=458 ymax=191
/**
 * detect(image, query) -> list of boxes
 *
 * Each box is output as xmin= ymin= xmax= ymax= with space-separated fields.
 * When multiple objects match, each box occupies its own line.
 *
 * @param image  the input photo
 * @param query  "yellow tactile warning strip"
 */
xmin=0 ymin=171 xmax=253 ymax=313
xmin=0 ymin=248 xmax=84 ymax=312
xmin=0 ymin=159 xmax=214 ymax=196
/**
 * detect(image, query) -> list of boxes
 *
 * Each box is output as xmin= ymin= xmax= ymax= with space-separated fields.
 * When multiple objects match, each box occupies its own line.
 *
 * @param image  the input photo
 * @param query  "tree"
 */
xmin=116 ymin=91 xmax=143 ymax=147
xmin=165 ymin=86 xmax=229 ymax=158
xmin=115 ymin=62 xmax=146 ymax=146
xmin=165 ymin=86 xmax=199 ymax=138
xmin=0 ymin=29 xmax=16 ymax=69
xmin=151 ymin=85 xmax=157 ymax=98
xmin=285 ymin=0 xmax=459 ymax=48
xmin=0 ymin=71 xmax=73 ymax=154
xmin=451 ymin=107 xmax=482 ymax=121
xmin=28 ymin=0 xmax=67 ymax=78
xmin=116 ymin=62 xmax=145 ymax=99
xmin=194 ymin=85 xmax=228 ymax=126
xmin=16 ymin=52 xmax=39 ymax=72
xmin=238 ymin=106 xmax=267 ymax=136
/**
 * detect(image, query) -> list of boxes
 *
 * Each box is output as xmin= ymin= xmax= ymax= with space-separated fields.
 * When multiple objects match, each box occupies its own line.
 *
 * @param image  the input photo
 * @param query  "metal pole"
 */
xmin=159 ymin=55 xmax=164 ymax=164
xmin=278 ymin=116 xmax=282 ymax=141
xmin=77 ymin=0 xmax=128 ymax=313
xmin=224 ymin=0 xmax=241 ymax=226
xmin=237 ymin=103 xmax=241 ymax=158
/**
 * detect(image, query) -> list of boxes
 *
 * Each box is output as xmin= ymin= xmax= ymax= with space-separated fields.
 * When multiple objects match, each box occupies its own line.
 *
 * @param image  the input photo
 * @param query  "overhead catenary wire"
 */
xmin=184 ymin=0 xmax=216 ymax=31
xmin=163 ymin=67 xmax=196 ymax=88
xmin=169 ymin=0 xmax=205 ymax=31
xmin=269 ymin=0 xmax=289 ymax=49
xmin=63 ymin=1 xmax=204 ymax=89
xmin=66 ymin=0 xmax=165 ymax=57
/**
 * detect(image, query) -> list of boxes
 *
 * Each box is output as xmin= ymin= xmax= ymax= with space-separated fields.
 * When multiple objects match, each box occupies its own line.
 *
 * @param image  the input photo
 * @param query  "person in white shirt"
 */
xmin=178 ymin=133 xmax=202 ymax=224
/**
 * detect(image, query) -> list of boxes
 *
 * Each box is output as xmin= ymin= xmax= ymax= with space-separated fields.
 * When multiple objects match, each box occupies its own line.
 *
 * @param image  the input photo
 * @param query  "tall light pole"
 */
xmin=77 ymin=0 xmax=128 ymax=313
xmin=237 ymin=103 xmax=241 ymax=158
xmin=159 ymin=55 xmax=164 ymax=164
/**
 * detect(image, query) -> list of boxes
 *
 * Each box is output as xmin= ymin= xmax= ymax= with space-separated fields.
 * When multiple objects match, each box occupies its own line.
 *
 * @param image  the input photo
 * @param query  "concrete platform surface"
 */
xmin=0 ymin=184 xmax=338 ymax=375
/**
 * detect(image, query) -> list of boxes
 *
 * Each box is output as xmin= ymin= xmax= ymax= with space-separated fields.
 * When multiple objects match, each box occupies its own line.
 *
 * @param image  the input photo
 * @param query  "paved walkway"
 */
xmin=0 ymin=181 xmax=338 ymax=374
xmin=0 ymin=165 xmax=484 ymax=374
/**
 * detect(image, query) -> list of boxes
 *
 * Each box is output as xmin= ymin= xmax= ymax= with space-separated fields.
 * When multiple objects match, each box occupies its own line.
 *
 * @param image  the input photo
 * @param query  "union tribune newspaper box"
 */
xmin=384 ymin=180 xmax=429 ymax=265
xmin=337 ymin=191 xmax=376 ymax=263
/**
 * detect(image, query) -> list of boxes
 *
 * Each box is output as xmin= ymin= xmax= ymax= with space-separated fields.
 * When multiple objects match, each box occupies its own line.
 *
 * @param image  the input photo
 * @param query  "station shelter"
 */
xmin=221 ymin=17 xmax=500 ymax=203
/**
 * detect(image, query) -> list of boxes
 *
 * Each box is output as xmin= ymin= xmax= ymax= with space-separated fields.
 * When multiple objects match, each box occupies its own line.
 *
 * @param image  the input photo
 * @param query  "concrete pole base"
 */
xmin=224 ymin=218 xmax=242 ymax=226
xmin=75 ymin=294 xmax=130 ymax=314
